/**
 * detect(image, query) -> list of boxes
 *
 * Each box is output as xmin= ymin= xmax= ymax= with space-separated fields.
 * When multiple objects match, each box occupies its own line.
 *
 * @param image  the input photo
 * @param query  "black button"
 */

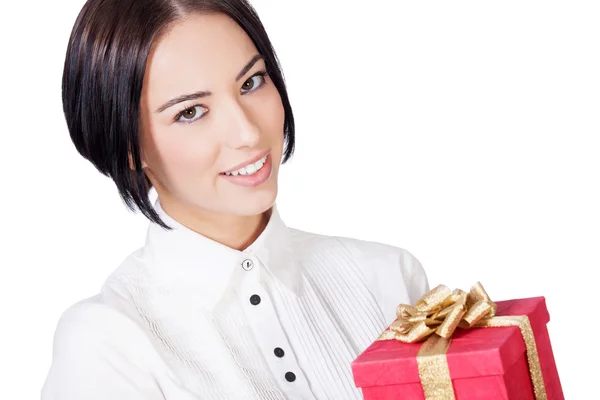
xmin=250 ymin=294 xmax=261 ymax=305
xmin=285 ymin=372 xmax=296 ymax=382
xmin=274 ymin=347 xmax=285 ymax=358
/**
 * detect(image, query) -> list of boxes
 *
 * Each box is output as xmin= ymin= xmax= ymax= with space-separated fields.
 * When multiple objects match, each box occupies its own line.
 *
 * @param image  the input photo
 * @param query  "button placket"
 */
xmin=237 ymin=259 xmax=315 ymax=398
xmin=246 ymin=291 xmax=301 ymax=387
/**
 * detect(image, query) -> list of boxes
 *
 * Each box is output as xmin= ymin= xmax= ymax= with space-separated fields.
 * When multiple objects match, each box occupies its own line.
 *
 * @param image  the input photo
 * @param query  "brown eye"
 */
xmin=242 ymin=78 xmax=255 ymax=91
xmin=176 ymin=105 xmax=205 ymax=124
xmin=241 ymin=73 xmax=267 ymax=94
xmin=182 ymin=107 xmax=197 ymax=119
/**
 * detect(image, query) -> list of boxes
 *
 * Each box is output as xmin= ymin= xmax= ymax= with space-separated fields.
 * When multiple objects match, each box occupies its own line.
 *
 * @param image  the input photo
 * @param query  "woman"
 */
xmin=42 ymin=0 xmax=429 ymax=399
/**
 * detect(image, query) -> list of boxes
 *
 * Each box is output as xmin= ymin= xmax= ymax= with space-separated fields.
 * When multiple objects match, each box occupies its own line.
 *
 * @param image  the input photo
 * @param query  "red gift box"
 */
xmin=351 ymin=297 xmax=564 ymax=399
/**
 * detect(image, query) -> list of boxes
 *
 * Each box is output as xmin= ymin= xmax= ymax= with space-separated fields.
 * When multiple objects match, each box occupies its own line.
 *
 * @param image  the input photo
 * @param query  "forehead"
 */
xmin=142 ymin=12 xmax=259 ymax=105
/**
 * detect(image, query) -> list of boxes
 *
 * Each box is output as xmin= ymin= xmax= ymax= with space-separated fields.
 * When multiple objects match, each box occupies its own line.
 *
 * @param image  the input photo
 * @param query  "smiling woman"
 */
xmin=42 ymin=0 xmax=429 ymax=399
xmin=135 ymin=11 xmax=288 ymax=229
xmin=62 ymin=0 xmax=294 ymax=233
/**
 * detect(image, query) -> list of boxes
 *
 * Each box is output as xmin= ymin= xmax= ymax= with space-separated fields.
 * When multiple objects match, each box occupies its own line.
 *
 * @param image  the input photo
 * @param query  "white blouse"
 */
xmin=42 ymin=200 xmax=429 ymax=399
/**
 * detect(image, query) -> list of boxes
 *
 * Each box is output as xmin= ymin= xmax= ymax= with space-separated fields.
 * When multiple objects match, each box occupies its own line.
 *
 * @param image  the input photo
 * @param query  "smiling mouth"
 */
xmin=220 ymin=154 xmax=269 ymax=176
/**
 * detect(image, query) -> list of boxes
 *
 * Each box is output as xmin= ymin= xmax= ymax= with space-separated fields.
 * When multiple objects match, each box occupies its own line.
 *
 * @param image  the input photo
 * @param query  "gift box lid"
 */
xmin=351 ymin=296 xmax=549 ymax=388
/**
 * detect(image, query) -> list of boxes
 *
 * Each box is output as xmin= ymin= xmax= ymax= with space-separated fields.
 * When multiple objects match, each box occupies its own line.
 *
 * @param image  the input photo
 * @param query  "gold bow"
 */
xmin=377 ymin=282 xmax=496 ymax=343
xmin=377 ymin=282 xmax=547 ymax=400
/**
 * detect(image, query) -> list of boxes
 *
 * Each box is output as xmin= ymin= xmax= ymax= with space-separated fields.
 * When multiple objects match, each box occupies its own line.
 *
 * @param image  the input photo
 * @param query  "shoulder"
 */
xmin=50 ymin=294 xmax=144 ymax=344
xmin=54 ymin=248 xmax=157 ymax=345
xmin=43 ymin=295 xmax=167 ymax=399
xmin=45 ymin=294 xmax=160 ymax=375
xmin=291 ymin=228 xmax=427 ymax=290
xmin=291 ymin=229 xmax=429 ymax=320
xmin=42 ymin=256 xmax=168 ymax=399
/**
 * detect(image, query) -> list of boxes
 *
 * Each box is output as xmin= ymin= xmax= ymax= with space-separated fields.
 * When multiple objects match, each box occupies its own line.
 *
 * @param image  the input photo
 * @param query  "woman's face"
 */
xmin=139 ymin=12 xmax=285 ymax=218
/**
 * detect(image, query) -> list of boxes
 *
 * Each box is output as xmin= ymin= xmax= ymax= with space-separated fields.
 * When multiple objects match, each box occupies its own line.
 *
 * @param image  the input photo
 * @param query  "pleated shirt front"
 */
xmin=42 ymin=200 xmax=429 ymax=400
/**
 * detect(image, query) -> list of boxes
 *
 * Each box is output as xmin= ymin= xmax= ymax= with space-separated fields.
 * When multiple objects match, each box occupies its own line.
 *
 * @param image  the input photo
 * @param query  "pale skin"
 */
xmin=135 ymin=12 xmax=286 ymax=250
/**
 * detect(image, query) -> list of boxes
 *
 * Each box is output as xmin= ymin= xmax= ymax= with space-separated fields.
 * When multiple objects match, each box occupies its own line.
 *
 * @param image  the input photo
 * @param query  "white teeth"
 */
xmin=223 ymin=155 xmax=267 ymax=176
xmin=245 ymin=163 xmax=257 ymax=175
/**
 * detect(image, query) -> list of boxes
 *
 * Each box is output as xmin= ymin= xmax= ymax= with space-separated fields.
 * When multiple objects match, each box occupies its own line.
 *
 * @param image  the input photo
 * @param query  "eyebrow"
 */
xmin=155 ymin=54 xmax=265 ymax=113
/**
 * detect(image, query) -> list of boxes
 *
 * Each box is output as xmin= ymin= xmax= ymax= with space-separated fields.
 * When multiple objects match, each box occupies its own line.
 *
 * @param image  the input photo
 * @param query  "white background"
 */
xmin=1 ymin=0 xmax=598 ymax=398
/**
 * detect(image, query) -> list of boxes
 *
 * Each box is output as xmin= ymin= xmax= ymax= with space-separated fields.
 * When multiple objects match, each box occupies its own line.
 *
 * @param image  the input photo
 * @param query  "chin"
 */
xmin=233 ymin=186 xmax=278 ymax=216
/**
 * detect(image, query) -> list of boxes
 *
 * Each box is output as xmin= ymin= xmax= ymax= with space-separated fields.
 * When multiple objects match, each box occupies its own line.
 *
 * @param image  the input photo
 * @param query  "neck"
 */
xmin=160 ymin=199 xmax=271 ymax=251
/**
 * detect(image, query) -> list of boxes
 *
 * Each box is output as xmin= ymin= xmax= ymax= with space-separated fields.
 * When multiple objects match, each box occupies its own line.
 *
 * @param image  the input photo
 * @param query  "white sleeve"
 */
xmin=41 ymin=301 xmax=165 ymax=400
xmin=400 ymin=248 xmax=430 ymax=305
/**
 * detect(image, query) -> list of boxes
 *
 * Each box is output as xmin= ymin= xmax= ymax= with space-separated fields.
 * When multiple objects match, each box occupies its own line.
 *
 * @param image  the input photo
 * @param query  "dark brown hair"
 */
xmin=63 ymin=0 xmax=295 ymax=229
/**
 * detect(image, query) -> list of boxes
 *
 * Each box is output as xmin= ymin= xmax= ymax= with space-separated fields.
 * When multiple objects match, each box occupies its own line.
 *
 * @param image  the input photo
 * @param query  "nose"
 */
xmin=221 ymin=97 xmax=261 ymax=149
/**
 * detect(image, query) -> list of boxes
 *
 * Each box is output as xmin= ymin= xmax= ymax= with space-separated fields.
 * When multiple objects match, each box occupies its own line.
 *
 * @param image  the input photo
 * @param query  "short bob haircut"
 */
xmin=63 ymin=0 xmax=295 ymax=229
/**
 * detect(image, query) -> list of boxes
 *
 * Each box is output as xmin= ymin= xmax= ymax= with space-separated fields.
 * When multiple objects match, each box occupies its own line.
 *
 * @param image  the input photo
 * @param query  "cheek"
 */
xmin=152 ymin=131 xmax=219 ymax=183
xmin=257 ymin=89 xmax=286 ymax=140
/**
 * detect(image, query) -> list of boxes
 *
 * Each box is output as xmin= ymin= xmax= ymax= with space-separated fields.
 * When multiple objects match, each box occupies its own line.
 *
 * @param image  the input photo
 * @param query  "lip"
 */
xmin=221 ymin=149 xmax=271 ymax=174
xmin=219 ymin=153 xmax=273 ymax=188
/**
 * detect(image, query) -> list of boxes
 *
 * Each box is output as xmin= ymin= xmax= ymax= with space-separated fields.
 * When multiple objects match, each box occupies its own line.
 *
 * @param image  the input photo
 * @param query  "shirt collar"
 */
xmin=142 ymin=199 xmax=302 ymax=310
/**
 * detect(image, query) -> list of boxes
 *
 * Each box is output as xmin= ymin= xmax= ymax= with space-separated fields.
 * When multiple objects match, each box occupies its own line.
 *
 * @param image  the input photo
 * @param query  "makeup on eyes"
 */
xmin=173 ymin=69 xmax=269 ymax=124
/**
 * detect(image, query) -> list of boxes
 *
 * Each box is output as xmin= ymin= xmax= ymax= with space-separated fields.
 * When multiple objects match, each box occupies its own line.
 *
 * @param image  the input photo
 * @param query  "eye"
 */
xmin=241 ymin=70 xmax=268 ymax=94
xmin=175 ymin=105 xmax=207 ymax=124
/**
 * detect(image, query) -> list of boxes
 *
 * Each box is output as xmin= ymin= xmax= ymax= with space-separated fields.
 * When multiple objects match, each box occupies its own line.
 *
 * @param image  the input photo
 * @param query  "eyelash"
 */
xmin=174 ymin=69 xmax=269 ymax=124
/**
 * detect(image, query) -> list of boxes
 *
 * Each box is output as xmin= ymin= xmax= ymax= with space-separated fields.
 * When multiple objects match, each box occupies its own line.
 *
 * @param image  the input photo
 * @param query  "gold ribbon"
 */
xmin=377 ymin=282 xmax=547 ymax=400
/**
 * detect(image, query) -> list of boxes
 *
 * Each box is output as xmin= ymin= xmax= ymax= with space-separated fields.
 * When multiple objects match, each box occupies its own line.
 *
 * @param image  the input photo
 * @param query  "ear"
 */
xmin=128 ymin=152 xmax=148 ymax=170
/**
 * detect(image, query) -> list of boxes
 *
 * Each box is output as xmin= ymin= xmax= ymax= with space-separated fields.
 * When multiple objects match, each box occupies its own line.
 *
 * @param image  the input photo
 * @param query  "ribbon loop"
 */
xmin=384 ymin=282 xmax=494 ymax=344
